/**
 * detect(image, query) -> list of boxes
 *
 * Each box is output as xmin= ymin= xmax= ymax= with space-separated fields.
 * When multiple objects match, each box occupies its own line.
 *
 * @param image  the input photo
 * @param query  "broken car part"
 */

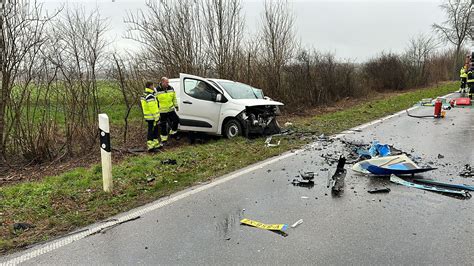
xmin=413 ymin=179 xmax=474 ymax=191
xmin=238 ymin=105 xmax=281 ymax=136
xmin=291 ymin=219 xmax=303 ymax=228
xmin=240 ymin=218 xmax=288 ymax=232
xmin=390 ymin=175 xmax=471 ymax=197
xmin=299 ymin=171 xmax=315 ymax=181
xmin=353 ymin=154 xmax=436 ymax=176
xmin=265 ymin=136 xmax=281 ymax=147
xmin=327 ymin=156 xmax=346 ymax=193
xmin=460 ymin=164 xmax=474 ymax=177
xmin=367 ymin=188 xmax=391 ymax=194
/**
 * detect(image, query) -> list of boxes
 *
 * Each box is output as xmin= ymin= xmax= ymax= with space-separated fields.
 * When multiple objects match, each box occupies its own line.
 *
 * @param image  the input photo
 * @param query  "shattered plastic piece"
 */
xmin=291 ymin=179 xmax=315 ymax=188
xmin=265 ymin=136 xmax=281 ymax=147
xmin=414 ymin=179 xmax=474 ymax=191
xmin=390 ymin=175 xmax=470 ymax=197
xmin=284 ymin=122 xmax=293 ymax=127
xmin=240 ymin=218 xmax=288 ymax=232
xmin=353 ymin=154 xmax=436 ymax=176
xmin=291 ymin=219 xmax=303 ymax=228
xmin=301 ymin=196 xmax=309 ymax=199
xmin=13 ymin=223 xmax=35 ymax=231
xmin=367 ymin=188 xmax=391 ymax=194
xmin=327 ymin=156 xmax=346 ymax=193
xmin=162 ymin=159 xmax=177 ymax=165
xmin=460 ymin=164 xmax=474 ymax=177
xmin=299 ymin=171 xmax=315 ymax=181
xmin=368 ymin=141 xmax=391 ymax=157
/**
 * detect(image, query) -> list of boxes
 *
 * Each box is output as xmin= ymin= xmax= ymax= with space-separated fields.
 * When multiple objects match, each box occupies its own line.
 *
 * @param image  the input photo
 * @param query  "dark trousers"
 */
xmin=461 ymin=78 xmax=467 ymax=89
xmin=147 ymin=120 xmax=159 ymax=141
xmin=160 ymin=110 xmax=179 ymax=136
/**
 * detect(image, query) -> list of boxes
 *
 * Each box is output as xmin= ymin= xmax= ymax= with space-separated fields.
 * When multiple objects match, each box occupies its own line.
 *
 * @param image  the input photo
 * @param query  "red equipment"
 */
xmin=434 ymin=99 xmax=442 ymax=118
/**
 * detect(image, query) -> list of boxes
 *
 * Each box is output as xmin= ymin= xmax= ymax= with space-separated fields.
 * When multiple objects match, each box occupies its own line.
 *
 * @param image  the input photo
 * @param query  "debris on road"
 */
xmin=291 ymin=219 xmax=303 ymax=228
xmin=367 ymin=188 xmax=391 ymax=194
xmin=413 ymin=179 xmax=474 ymax=191
xmin=459 ymin=164 xmax=474 ymax=177
xmin=284 ymin=122 xmax=293 ymax=127
xmin=292 ymin=171 xmax=315 ymax=188
xmin=353 ymin=154 xmax=436 ymax=176
xmin=437 ymin=154 xmax=444 ymax=159
xmin=161 ymin=159 xmax=177 ymax=165
xmin=368 ymin=141 xmax=391 ymax=157
xmin=240 ymin=218 xmax=288 ymax=234
xmin=390 ymin=175 xmax=471 ymax=197
xmin=265 ymin=136 xmax=281 ymax=147
xmin=327 ymin=156 xmax=346 ymax=193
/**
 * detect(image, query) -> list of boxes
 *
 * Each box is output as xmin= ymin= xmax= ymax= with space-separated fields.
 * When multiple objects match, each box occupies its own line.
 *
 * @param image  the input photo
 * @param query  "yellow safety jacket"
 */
xmin=141 ymin=88 xmax=160 ymax=121
xmin=460 ymin=66 xmax=468 ymax=78
xmin=467 ymin=69 xmax=474 ymax=83
xmin=156 ymin=85 xmax=178 ymax=113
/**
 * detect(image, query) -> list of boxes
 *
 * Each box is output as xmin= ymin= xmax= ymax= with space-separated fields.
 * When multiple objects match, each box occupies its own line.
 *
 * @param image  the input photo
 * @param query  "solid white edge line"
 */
xmin=1 ymin=92 xmax=456 ymax=266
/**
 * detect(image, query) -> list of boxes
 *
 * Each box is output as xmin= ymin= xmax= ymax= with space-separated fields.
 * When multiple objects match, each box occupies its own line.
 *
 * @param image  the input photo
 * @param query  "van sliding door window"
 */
xmin=184 ymin=79 xmax=218 ymax=101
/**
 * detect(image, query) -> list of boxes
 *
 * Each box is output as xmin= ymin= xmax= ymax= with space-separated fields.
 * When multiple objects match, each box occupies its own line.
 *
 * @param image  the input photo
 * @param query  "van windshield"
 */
xmin=217 ymin=81 xmax=260 ymax=99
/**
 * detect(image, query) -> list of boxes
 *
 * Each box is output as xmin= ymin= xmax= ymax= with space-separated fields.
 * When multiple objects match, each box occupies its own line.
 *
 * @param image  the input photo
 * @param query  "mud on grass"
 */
xmin=0 ymin=81 xmax=459 ymax=254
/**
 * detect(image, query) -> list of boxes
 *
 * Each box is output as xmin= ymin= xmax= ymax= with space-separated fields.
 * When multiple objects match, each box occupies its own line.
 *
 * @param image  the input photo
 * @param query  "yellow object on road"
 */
xmin=240 ymin=218 xmax=288 ymax=232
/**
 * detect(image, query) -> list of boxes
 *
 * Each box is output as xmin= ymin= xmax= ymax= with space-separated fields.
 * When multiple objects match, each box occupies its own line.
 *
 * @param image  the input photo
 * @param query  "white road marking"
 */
xmin=1 ymin=92 xmax=455 ymax=265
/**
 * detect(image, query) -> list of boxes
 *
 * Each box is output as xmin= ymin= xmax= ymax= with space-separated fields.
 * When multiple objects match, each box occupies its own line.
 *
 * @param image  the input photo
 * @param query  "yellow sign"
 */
xmin=240 ymin=218 xmax=288 ymax=232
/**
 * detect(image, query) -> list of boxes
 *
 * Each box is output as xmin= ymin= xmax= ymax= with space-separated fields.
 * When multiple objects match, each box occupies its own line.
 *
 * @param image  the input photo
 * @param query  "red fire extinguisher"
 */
xmin=434 ymin=99 xmax=442 ymax=118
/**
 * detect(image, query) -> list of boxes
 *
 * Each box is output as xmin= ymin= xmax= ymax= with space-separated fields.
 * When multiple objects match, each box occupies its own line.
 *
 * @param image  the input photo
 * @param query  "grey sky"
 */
xmin=41 ymin=0 xmax=447 ymax=62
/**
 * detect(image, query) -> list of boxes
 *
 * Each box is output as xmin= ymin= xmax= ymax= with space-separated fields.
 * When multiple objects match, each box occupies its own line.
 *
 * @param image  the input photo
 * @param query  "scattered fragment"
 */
xmin=437 ymin=154 xmax=444 ymax=159
xmin=299 ymin=171 xmax=315 ymax=181
xmin=353 ymin=154 xmax=436 ymax=176
xmin=291 ymin=219 xmax=303 ymax=228
xmin=13 ymin=223 xmax=35 ymax=231
xmin=301 ymin=196 xmax=309 ymax=199
xmin=162 ymin=159 xmax=177 ymax=165
xmin=368 ymin=141 xmax=391 ymax=157
xmin=390 ymin=175 xmax=470 ymax=197
xmin=291 ymin=179 xmax=315 ymax=188
xmin=459 ymin=164 xmax=474 ymax=177
xmin=414 ymin=179 xmax=474 ymax=191
xmin=284 ymin=122 xmax=293 ymax=127
xmin=368 ymin=188 xmax=391 ymax=194
xmin=240 ymin=218 xmax=288 ymax=233
xmin=146 ymin=177 xmax=155 ymax=183
xmin=327 ymin=156 xmax=346 ymax=193
xmin=265 ymin=136 xmax=281 ymax=147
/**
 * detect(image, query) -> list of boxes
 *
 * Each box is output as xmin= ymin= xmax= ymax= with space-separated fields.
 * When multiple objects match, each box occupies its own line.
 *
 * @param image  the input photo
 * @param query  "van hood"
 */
xmin=232 ymin=99 xmax=284 ymax=106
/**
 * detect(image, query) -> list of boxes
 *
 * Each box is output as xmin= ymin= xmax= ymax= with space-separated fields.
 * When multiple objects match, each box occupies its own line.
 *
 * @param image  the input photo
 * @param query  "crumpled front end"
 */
xmin=238 ymin=105 xmax=281 ymax=136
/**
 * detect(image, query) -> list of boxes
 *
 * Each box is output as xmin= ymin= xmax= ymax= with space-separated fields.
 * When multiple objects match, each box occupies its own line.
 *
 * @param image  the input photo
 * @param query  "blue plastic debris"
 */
xmin=368 ymin=141 xmax=391 ymax=157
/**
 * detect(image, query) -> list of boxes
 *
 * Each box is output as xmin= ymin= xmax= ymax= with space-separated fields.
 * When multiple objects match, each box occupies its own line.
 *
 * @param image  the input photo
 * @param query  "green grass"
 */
xmin=0 ymin=82 xmax=458 ymax=254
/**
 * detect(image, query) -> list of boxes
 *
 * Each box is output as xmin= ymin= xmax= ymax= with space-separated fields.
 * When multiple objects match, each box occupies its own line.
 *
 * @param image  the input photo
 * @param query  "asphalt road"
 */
xmin=2 ymin=93 xmax=473 ymax=265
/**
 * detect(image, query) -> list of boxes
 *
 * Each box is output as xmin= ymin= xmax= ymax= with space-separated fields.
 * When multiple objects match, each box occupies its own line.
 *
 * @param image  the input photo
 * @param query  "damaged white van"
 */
xmin=168 ymin=73 xmax=283 ymax=138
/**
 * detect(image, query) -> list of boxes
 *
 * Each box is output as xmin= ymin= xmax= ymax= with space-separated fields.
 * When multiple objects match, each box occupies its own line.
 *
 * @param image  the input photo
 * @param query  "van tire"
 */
xmin=223 ymin=119 xmax=242 ymax=139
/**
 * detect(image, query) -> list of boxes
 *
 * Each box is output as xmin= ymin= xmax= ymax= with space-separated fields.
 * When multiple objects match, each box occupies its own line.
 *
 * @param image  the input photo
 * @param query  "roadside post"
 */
xmin=99 ymin=113 xmax=113 ymax=192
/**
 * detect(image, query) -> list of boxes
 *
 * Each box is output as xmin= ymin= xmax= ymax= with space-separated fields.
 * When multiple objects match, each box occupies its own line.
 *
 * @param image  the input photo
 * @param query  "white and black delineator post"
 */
xmin=99 ymin=114 xmax=113 ymax=192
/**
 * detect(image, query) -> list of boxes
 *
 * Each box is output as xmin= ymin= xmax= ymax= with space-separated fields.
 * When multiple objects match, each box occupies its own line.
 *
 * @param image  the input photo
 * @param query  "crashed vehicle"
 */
xmin=168 ymin=73 xmax=283 ymax=138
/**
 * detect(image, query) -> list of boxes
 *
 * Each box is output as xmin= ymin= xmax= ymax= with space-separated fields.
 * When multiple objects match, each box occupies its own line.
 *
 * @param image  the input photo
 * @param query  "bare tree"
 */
xmin=433 ymin=0 xmax=473 ymax=76
xmin=48 ymin=5 xmax=109 ymax=156
xmin=125 ymin=0 xmax=207 ymax=77
xmin=201 ymin=0 xmax=244 ymax=79
xmin=404 ymin=33 xmax=439 ymax=85
xmin=0 ymin=0 xmax=58 ymax=162
xmin=258 ymin=0 xmax=296 ymax=97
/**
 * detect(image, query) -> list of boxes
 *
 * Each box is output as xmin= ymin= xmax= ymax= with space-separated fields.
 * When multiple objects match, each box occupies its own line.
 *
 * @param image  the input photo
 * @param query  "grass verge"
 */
xmin=0 ymin=82 xmax=458 ymax=255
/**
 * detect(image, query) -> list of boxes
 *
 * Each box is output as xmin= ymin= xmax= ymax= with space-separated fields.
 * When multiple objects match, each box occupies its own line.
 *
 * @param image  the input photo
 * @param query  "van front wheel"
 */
xmin=223 ymin=119 xmax=242 ymax=139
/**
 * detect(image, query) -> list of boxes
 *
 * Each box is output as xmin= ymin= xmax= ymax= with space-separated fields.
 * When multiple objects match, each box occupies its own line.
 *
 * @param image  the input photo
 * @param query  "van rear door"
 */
xmin=178 ymin=73 xmax=223 ymax=133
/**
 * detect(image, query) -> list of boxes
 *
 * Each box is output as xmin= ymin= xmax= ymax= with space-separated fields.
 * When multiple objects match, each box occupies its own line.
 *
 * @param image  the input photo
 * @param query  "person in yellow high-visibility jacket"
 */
xmin=460 ymin=64 xmax=468 ymax=93
xmin=141 ymin=81 xmax=162 ymax=151
xmin=156 ymin=77 xmax=179 ymax=143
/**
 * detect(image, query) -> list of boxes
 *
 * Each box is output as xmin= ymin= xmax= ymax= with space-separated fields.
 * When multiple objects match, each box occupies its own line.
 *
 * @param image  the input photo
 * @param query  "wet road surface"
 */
xmin=2 ymin=93 xmax=473 ymax=265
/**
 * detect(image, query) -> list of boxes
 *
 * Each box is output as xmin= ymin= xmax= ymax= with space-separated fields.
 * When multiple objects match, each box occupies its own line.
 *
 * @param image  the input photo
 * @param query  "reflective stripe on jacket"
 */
xmin=156 ymin=85 xmax=177 ymax=113
xmin=141 ymin=88 xmax=160 ymax=121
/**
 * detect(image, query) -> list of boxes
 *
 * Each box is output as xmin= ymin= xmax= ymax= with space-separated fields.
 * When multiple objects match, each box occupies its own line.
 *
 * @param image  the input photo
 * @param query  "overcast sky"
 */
xmin=40 ymin=0 xmax=449 ymax=62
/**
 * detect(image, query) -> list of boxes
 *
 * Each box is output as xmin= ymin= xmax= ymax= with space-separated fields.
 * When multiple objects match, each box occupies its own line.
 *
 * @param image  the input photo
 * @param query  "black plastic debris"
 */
xmin=460 ymin=164 xmax=474 ymax=177
xmin=300 ymin=171 xmax=315 ymax=181
xmin=13 ymin=223 xmax=35 ymax=231
xmin=368 ymin=188 xmax=391 ymax=194
xmin=291 ymin=179 xmax=315 ymax=188
xmin=161 ymin=159 xmax=177 ymax=165
xmin=327 ymin=156 xmax=346 ymax=194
